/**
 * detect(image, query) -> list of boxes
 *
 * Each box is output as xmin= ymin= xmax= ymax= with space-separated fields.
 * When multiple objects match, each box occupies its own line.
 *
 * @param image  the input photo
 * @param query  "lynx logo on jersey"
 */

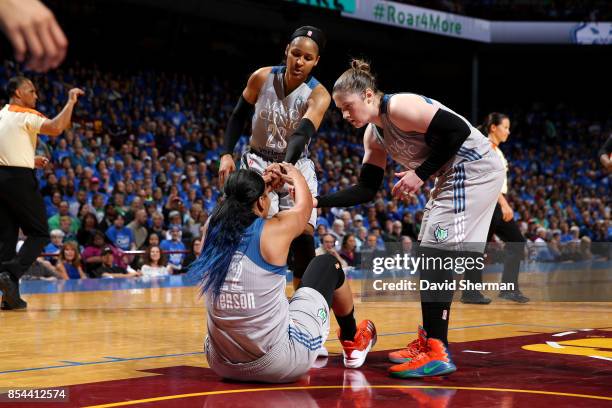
xmin=259 ymin=98 xmax=305 ymax=150
xmin=317 ymin=308 xmax=328 ymax=324
xmin=434 ymin=224 xmax=449 ymax=242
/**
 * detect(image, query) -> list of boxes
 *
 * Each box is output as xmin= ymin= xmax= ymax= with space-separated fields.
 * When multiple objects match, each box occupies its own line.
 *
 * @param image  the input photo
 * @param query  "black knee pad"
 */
xmin=288 ymin=233 xmax=316 ymax=280
xmin=299 ymin=254 xmax=345 ymax=307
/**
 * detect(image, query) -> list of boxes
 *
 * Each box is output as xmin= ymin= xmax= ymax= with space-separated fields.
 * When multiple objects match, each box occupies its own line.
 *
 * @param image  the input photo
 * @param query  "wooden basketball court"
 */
xmin=0 ymin=276 xmax=610 ymax=407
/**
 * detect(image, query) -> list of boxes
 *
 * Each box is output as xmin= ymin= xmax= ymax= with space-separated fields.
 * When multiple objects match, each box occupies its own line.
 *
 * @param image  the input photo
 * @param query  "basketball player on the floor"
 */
xmin=218 ymin=26 xmax=330 ymax=291
xmin=314 ymin=59 xmax=504 ymax=378
xmin=191 ymin=165 xmax=376 ymax=383
xmin=461 ymin=113 xmax=529 ymax=304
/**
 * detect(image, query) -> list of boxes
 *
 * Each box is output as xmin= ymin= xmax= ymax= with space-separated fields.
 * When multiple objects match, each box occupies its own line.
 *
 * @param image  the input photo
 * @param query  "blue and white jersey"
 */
xmin=371 ymin=93 xmax=493 ymax=176
xmin=206 ymin=218 xmax=290 ymax=363
xmin=250 ymin=66 xmax=319 ymax=161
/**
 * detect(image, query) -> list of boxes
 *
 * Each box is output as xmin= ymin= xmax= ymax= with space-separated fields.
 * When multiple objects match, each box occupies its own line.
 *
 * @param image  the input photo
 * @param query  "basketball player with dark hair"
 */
xmin=191 ymin=165 xmax=376 ymax=383
xmin=0 ymin=76 xmax=83 ymax=309
xmin=314 ymin=59 xmax=504 ymax=377
xmin=218 ymin=26 xmax=331 ymax=290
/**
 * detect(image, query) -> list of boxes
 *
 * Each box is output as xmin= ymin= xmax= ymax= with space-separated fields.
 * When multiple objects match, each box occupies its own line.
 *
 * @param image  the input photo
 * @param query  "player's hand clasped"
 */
xmin=392 ymin=169 xmax=424 ymax=199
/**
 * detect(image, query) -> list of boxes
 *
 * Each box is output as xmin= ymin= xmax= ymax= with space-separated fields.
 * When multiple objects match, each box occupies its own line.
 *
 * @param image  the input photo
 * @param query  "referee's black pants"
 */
xmin=463 ymin=202 xmax=526 ymax=294
xmin=486 ymin=202 xmax=526 ymax=289
xmin=0 ymin=166 xmax=50 ymax=284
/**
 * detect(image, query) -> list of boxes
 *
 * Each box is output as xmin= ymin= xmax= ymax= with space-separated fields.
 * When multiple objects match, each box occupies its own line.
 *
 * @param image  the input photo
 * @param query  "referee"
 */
xmin=461 ymin=113 xmax=529 ymax=304
xmin=0 ymin=76 xmax=83 ymax=310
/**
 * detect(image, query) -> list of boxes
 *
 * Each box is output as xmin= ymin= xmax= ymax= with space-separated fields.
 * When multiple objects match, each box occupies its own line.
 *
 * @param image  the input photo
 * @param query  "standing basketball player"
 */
xmin=0 ymin=76 xmax=83 ymax=309
xmin=461 ymin=113 xmax=529 ymax=304
xmin=191 ymin=165 xmax=376 ymax=383
xmin=218 ymin=26 xmax=331 ymax=289
xmin=315 ymin=60 xmax=504 ymax=377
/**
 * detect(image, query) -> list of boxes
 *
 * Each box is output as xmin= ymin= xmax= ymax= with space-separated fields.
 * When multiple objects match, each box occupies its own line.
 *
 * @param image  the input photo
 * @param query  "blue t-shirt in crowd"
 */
xmin=106 ymin=226 xmax=134 ymax=251
xmin=160 ymin=239 xmax=186 ymax=267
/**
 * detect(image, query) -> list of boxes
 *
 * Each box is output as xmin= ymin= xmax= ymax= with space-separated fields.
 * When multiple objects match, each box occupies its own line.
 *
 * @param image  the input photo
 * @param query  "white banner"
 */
xmin=344 ymin=0 xmax=491 ymax=42
xmin=342 ymin=0 xmax=612 ymax=44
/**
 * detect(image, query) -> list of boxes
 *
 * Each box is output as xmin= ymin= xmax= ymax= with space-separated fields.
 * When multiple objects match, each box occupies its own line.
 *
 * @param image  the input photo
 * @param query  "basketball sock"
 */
xmin=336 ymin=306 xmax=357 ymax=341
xmin=421 ymin=301 xmax=451 ymax=346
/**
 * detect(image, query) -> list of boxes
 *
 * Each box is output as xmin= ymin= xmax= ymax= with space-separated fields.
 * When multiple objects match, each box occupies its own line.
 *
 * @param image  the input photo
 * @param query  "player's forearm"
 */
xmin=316 ymin=163 xmax=384 ymax=208
xmin=292 ymin=173 xmax=313 ymax=219
xmin=221 ymin=95 xmax=254 ymax=156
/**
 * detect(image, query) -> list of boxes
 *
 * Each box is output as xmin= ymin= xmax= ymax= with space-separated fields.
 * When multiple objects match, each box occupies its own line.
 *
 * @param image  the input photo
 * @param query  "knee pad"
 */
xmin=288 ymin=233 xmax=315 ymax=280
xmin=299 ymin=254 xmax=345 ymax=307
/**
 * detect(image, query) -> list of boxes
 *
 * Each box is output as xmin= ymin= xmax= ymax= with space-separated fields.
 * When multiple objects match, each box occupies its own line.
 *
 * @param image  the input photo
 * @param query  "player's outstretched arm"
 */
xmin=284 ymin=84 xmax=331 ymax=164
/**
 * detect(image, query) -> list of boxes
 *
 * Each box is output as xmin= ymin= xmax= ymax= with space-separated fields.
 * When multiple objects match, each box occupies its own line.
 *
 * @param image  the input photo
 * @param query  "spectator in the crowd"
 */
xmin=106 ymin=214 xmax=135 ymax=251
xmin=69 ymin=189 xmax=89 ymax=218
xmin=127 ymin=209 xmax=148 ymax=249
xmin=144 ymin=232 xmax=161 ymax=249
xmin=166 ymin=210 xmax=183 ymax=238
xmin=82 ymin=230 xmax=127 ymax=276
xmin=92 ymin=193 xmax=106 ymax=222
xmin=329 ymin=219 xmax=345 ymax=246
xmin=349 ymin=214 xmax=364 ymax=233
xmin=355 ymin=226 xmax=368 ymax=250
xmin=361 ymin=233 xmax=379 ymax=253
xmin=76 ymin=212 xmax=100 ymax=248
xmin=160 ymin=225 xmax=186 ymax=270
xmin=56 ymin=241 xmax=87 ymax=279
xmin=140 ymin=245 xmax=170 ymax=277
xmin=92 ymin=247 xmax=141 ymax=278
xmin=314 ymin=224 xmax=327 ymax=248
xmin=315 ymin=233 xmax=348 ymax=269
xmin=48 ymin=201 xmax=79 ymax=232
xmin=43 ymin=229 xmax=64 ymax=258
xmin=99 ymin=203 xmax=119 ymax=231
xmin=383 ymin=220 xmax=403 ymax=243
xmin=339 ymin=234 xmax=359 ymax=268
xmin=149 ymin=211 xmax=166 ymax=238
xmin=184 ymin=203 xmax=206 ymax=238
xmin=182 ymin=237 xmax=202 ymax=270
xmin=401 ymin=235 xmax=414 ymax=254
xmin=579 ymin=236 xmax=594 ymax=261
xmin=400 ymin=212 xmax=418 ymax=241
xmin=59 ymin=215 xmax=77 ymax=242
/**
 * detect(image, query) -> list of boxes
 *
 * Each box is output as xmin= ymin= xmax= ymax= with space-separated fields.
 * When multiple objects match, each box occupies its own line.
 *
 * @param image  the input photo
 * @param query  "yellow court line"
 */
xmin=85 ymin=385 xmax=612 ymax=407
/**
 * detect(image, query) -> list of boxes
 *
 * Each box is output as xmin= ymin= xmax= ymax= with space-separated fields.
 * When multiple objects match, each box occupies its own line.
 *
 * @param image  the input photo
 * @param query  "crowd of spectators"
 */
xmin=0 ymin=60 xmax=609 ymax=280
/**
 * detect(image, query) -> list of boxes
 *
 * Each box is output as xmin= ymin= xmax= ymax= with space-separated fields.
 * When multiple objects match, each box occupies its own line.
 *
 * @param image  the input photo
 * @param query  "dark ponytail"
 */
xmin=479 ymin=112 xmax=509 ymax=135
xmin=189 ymin=170 xmax=265 ymax=298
